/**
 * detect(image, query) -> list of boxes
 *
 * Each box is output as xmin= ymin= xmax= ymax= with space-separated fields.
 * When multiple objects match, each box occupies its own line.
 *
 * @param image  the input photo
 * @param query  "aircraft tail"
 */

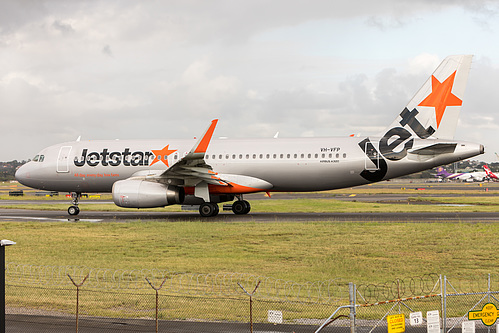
xmin=436 ymin=166 xmax=453 ymax=178
xmin=383 ymin=55 xmax=473 ymax=140
xmin=483 ymin=165 xmax=498 ymax=180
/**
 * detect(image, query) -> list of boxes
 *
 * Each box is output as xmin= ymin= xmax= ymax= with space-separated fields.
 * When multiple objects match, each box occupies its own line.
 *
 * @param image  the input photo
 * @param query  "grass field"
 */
xmin=1 ymin=181 xmax=499 ymax=285
xmin=2 ymin=221 xmax=498 ymax=284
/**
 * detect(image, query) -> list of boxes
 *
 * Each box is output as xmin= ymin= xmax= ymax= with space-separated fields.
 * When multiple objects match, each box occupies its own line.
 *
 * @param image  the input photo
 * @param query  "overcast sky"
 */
xmin=2 ymin=0 xmax=499 ymax=162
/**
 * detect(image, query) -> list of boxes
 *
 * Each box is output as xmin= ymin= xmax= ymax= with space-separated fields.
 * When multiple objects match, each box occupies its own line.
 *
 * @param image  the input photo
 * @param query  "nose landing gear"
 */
xmin=68 ymin=192 xmax=81 ymax=216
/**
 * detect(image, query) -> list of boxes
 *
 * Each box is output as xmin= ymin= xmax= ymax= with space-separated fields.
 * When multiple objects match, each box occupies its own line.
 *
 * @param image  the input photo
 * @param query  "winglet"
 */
xmin=194 ymin=119 xmax=218 ymax=154
xmin=185 ymin=119 xmax=218 ymax=160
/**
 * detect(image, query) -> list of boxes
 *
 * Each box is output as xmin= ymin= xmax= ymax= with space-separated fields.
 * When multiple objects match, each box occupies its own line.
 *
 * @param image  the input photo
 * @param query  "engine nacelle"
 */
xmin=112 ymin=179 xmax=184 ymax=208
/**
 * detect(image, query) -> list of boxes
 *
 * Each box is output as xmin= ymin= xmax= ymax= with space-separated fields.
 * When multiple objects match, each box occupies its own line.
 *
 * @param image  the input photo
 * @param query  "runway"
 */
xmin=1 ymin=208 xmax=499 ymax=223
xmin=1 ymin=180 xmax=498 ymax=223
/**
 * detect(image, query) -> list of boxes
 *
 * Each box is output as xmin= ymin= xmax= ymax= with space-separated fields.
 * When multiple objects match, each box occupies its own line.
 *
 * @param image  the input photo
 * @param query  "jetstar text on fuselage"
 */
xmin=74 ymin=148 xmax=156 ymax=167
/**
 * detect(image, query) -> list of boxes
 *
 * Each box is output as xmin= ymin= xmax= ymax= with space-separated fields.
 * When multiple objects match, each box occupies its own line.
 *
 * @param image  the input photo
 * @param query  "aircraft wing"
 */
xmin=154 ymin=119 xmax=229 ymax=187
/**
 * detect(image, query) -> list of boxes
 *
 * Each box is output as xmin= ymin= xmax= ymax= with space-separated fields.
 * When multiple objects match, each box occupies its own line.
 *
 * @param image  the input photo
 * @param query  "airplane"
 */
xmin=15 ymin=55 xmax=484 ymax=217
xmin=435 ymin=166 xmax=487 ymax=182
xmin=483 ymin=165 xmax=499 ymax=181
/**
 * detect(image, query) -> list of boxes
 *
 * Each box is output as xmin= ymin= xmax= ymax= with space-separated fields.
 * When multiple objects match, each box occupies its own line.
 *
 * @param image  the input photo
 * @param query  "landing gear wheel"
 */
xmin=232 ymin=200 xmax=251 ymax=215
xmin=68 ymin=205 xmax=80 ymax=216
xmin=199 ymin=203 xmax=219 ymax=217
xmin=68 ymin=192 xmax=82 ymax=216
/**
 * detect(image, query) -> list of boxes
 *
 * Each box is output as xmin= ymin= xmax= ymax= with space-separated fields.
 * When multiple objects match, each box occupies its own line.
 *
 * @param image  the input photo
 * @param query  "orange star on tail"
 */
xmin=150 ymin=145 xmax=177 ymax=167
xmin=418 ymin=71 xmax=462 ymax=128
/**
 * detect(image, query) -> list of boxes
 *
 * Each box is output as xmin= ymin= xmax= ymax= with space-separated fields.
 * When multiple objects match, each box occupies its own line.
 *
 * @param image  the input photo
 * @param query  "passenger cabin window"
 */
xmin=343 ymin=153 xmax=347 ymax=158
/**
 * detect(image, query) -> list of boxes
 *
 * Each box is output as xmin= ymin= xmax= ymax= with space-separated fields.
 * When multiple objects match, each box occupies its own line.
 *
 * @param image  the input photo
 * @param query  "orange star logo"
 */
xmin=418 ymin=71 xmax=462 ymax=128
xmin=150 ymin=145 xmax=177 ymax=167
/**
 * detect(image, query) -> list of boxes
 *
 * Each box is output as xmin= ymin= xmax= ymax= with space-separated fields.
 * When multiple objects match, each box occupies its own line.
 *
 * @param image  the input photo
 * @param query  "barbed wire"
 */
xmin=6 ymin=262 xmax=349 ymax=303
xmin=445 ymin=274 xmax=499 ymax=294
xmin=356 ymin=274 xmax=440 ymax=303
xmin=10 ymin=263 xmax=498 ymax=304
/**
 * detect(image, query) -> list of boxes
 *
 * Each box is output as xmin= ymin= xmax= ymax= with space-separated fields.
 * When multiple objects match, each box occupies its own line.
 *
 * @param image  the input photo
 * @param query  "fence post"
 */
xmin=67 ymin=273 xmax=89 ymax=333
xmin=238 ymin=281 xmax=261 ymax=333
xmin=488 ymin=274 xmax=491 ymax=333
xmin=145 ymin=276 xmax=168 ymax=333
xmin=0 ymin=240 xmax=15 ymax=333
xmin=441 ymin=275 xmax=446 ymax=333
xmin=349 ymin=282 xmax=356 ymax=333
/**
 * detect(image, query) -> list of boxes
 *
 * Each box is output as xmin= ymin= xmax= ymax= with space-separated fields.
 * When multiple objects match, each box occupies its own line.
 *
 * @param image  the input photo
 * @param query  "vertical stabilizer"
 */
xmin=384 ymin=55 xmax=473 ymax=140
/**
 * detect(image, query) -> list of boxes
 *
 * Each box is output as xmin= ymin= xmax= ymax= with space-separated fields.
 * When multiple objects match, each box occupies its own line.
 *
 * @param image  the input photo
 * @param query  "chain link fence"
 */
xmin=5 ymin=263 xmax=499 ymax=332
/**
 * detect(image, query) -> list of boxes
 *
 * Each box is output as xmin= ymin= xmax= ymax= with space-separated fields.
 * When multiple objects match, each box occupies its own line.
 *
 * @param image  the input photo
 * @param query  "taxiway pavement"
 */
xmin=1 ymin=208 xmax=498 ymax=223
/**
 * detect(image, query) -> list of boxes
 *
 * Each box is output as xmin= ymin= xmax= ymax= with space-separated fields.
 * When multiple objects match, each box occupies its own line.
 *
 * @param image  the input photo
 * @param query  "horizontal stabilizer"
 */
xmin=408 ymin=143 xmax=457 ymax=156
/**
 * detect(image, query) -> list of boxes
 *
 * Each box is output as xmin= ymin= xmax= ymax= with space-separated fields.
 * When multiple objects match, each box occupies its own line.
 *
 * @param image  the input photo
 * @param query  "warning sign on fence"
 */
xmin=268 ymin=310 xmax=283 ymax=324
xmin=387 ymin=314 xmax=405 ymax=333
xmin=468 ymin=303 xmax=499 ymax=326
xmin=410 ymin=312 xmax=423 ymax=326
xmin=427 ymin=310 xmax=440 ymax=333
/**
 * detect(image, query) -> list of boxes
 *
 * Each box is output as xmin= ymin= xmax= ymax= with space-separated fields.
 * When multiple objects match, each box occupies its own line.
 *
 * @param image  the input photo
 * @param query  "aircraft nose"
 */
xmin=15 ymin=163 xmax=31 ymax=186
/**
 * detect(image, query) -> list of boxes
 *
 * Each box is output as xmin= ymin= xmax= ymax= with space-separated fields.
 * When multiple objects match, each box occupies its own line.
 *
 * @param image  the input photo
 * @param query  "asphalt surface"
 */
xmin=1 ymin=208 xmax=499 ymax=223
xmin=5 ymin=314 xmax=493 ymax=333
xmin=7 ymin=314 xmax=330 ymax=333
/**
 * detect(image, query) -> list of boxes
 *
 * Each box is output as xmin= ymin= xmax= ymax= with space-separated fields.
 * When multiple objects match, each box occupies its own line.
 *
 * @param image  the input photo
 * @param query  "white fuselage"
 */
xmin=16 ymin=136 xmax=483 ymax=194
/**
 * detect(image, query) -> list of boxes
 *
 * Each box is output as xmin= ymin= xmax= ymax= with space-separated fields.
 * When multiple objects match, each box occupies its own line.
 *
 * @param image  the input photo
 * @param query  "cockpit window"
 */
xmin=39 ymin=155 xmax=45 ymax=162
xmin=33 ymin=155 xmax=39 ymax=162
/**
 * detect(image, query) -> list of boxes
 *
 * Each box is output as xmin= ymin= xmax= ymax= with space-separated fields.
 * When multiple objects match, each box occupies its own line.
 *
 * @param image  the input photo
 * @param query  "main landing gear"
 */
xmin=68 ymin=192 xmax=81 ymax=216
xmin=198 ymin=199 xmax=251 ymax=217
xmin=199 ymin=202 xmax=220 ymax=217
xmin=231 ymin=200 xmax=251 ymax=215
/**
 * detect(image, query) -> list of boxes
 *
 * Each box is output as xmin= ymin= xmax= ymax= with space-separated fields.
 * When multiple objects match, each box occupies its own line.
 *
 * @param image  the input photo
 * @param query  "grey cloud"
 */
xmin=365 ymin=16 xmax=407 ymax=30
xmin=102 ymin=44 xmax=113 ymax=57
xmin=52 ymin=20 xmax=75 ymax=34
xmin=0 ymin=1 xmax=46 ymax=35
xmin=0 ymin=0 xmax=498 ymax=161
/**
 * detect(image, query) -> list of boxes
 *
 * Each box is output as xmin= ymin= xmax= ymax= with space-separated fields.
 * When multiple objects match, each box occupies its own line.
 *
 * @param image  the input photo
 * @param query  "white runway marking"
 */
xmin=0 ymin=216 xmax=103 ymax=222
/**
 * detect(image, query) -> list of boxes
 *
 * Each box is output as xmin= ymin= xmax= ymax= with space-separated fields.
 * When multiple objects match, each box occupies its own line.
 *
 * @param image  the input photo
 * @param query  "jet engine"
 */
xmin=112 ymin=179 xmax=185 ymax=208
